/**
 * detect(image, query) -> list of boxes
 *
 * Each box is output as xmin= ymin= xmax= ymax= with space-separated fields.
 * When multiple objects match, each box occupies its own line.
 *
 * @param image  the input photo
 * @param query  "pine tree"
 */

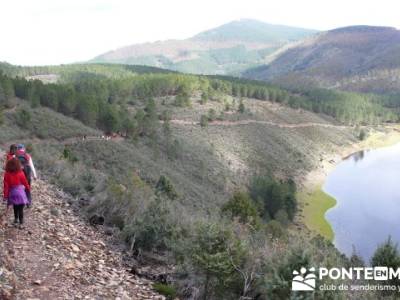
xmin=238 ymin=99 xmax=245 ymax=113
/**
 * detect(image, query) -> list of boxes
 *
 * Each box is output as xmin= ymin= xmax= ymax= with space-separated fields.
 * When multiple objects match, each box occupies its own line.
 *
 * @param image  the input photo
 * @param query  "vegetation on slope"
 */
xmin=2 ymin=63 xmax=400 ymax=130
xmin=0 ymin=63 xmax=399 ymax=298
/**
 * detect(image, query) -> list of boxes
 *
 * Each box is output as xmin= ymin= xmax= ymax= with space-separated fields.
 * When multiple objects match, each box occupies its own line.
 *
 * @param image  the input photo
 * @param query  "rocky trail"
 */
xmin=0 ymin=153 xmax=164 ymax=299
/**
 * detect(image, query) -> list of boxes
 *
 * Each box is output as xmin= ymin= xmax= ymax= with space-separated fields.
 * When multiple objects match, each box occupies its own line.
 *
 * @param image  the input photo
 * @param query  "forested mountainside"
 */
xmin=2 ymin=62 xmax=399 ymax=126
xmin=244 ymin=25 xmax=400 ymax=94
xmin=91 ymin=19 xmax=317 ymax=75
xmin=0 ymin=63 xmax=398 ymax=299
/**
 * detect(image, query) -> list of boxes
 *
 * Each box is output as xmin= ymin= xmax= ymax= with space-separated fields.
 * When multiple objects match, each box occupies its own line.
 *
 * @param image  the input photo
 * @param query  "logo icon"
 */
xmin=374 ymin=267 xmax=388 ymax=280
xmin=292 ymin=267 xmax=316 ymax=291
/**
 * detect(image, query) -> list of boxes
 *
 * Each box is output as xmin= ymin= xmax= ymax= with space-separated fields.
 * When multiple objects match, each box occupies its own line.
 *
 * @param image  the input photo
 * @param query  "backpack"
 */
xmin=16 ymin=150 xmax=32 ymax=181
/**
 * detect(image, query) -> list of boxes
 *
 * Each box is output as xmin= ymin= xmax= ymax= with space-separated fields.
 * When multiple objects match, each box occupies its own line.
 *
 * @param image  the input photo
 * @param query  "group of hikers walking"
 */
xmin=2 ymin=144 xmax=37 ymax=229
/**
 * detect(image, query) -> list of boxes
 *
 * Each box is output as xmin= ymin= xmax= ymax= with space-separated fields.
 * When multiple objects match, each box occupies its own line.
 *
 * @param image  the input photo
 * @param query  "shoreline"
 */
xmin=297 ymin=125 xmax=400 ymax=241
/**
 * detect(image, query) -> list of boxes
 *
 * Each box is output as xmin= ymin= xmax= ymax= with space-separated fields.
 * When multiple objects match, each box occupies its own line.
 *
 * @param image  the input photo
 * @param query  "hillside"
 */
xmin=0 ymin=100 xmax=359 ymax=299
xmin=91 ymin=19 xmax=317 ymax=75
xmin=0 ymin=170 xmax=163 ymax=299
xmin=1 ymin=64 xmax=398 ymax=298
xmin=244 ymin=25 xmax=400 ymax=94
xmin=0 ymin=97 xmax=357 ymax=213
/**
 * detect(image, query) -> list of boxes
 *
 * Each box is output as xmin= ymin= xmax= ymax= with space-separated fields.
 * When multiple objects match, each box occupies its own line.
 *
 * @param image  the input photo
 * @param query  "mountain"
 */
xmin=244 ymin=25 xmax=400 ymax=93
xmin=192 ymin=19 xmax=317 ymax=43
xmin=91 ymin=19 xmax=317 ymax=75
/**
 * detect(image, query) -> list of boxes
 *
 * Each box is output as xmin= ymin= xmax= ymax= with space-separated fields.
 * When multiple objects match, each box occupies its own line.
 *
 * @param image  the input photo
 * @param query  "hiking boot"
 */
xmin=13 ymin=219 xmax=18 ymax=226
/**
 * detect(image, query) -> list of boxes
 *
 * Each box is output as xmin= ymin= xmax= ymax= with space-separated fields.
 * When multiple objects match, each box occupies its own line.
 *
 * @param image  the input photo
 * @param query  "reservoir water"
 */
xmin=323 ymin=142 xmax=400 ymax=262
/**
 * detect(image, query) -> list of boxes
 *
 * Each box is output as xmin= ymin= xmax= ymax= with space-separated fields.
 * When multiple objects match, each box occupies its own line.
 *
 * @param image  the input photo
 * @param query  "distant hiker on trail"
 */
xmin=3 ymin=158 xmax=31 ymax=229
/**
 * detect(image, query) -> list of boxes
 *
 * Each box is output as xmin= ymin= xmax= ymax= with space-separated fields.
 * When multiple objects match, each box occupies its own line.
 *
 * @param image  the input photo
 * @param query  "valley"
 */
xmin=2 ymin=18 xmax=400 ymax=297
xmin=0 ymin=64 xmax=364 ymax=298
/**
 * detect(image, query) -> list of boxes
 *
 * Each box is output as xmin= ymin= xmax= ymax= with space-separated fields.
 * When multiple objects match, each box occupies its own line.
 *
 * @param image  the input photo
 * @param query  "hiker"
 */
xmin=6 ymin=144 xmax=17 ymax=161
xmin=3 ymin=158 xmax=30 ymax=229
xmin=3 ymin=144 xmax=17 ymax=168
xmin=16 ymin=144 xmax=37 ymax=183
xmin=16 ymin=144 xmax=37 ymax=207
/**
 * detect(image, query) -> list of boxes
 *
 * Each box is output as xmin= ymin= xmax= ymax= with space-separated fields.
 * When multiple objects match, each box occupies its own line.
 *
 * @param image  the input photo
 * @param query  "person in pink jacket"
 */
xmin=3 ymin=158 xmax=30 ymax=229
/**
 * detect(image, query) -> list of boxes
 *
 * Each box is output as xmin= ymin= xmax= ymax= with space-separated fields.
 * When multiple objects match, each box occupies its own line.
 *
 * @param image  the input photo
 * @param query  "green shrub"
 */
xmin=122 ymin=198 xmax=176 ymax=251
xmin=371 ymin=237 xmax=400 ymax=293
xmin=25 ymin=143 xmax=34 ymax=155
xmin=15 ymin=108 xmax=31 ymax=129
xmin=200 ymin=91 xmax=208 ymax=105
xmin=238 ymin=99 xmax=245 ymax=113
xmin=108 ymin=214 xmax=125 ymax=230
xmin=250 ymin=176 xmax=297 ymax=222
xmin=371 ymin=237 xmax=400 ymax=267
xmin=200 ymin=115 xmax=208 ymax=128
xmin=264 ymin=220 xmax=286 ymax=239
xmin=175 ymin=221 xmax=245 ymax=299
xmin=274 ymin=209 xmax=289 ymax=226
xmin=358 ymin=129 xmax=367 ymax=140
xmin=174 ymin=92 xmax=191 ymax=107
xmin=221 ymin=191 xmax=261 ymax=228
xmin=153 ymin=283 xmax=177 ymax=300
xmin=207 ymin=109 xmax=217 ymax=122
xmin=166 ymin=138 xmax=181 ymax=160
xmin=263 ymin=246 xmax=312 ymax=300
xmin=156 ymin=175 xmax=178 ymax=200
xmin=62 ymin=146 xmax=79 ymax=164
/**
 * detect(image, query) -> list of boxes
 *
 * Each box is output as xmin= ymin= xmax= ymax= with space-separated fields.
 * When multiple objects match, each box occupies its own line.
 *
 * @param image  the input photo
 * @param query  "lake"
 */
xmin=323 ymin=142 xmax=400 ymax=262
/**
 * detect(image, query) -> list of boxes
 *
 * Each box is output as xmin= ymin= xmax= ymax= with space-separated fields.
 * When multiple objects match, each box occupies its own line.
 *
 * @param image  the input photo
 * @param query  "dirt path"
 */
xmin=0 ymin=135 xmax=124 ymax=151
xmin=169 ymin=118 xmax=349 ymax=129
xmin=1 ymin=117 xmax=348 ymax=151
xmin=0 ymin=152 xmax=163 ymax=299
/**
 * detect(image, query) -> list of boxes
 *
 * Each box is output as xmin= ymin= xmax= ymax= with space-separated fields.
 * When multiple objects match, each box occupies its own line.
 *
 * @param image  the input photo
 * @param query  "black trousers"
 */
xmin=25 ymin=169 xmax=32 ymax=205
xmin=13 ymin=204 xmax=24 ymax=224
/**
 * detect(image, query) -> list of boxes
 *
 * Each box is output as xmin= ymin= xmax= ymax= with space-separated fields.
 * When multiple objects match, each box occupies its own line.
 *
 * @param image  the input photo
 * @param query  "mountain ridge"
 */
xmin=92 ymin=19 xmax=317 ymax=75
xmin=244 ymin=25 xmax=400 ymax=93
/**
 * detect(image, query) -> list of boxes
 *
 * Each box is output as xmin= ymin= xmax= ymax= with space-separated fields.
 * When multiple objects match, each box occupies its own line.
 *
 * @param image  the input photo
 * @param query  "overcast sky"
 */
xmin=1 ymin=0 xmax=399 ymax=65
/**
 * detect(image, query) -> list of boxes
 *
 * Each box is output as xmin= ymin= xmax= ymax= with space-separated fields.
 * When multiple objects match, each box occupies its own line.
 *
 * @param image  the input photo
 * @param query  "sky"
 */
xmin=1 ymin=0 xmax=399 ymax=65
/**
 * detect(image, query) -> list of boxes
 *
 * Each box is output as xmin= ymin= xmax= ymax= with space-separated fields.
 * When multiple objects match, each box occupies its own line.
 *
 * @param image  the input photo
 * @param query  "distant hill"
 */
xmin=192 ymin=19 xmax=316 ymax=43
xmin=91 ymin=19 xmax=317 ymax=75
xmin=244 ymin=26 xmax=400 ymax=94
